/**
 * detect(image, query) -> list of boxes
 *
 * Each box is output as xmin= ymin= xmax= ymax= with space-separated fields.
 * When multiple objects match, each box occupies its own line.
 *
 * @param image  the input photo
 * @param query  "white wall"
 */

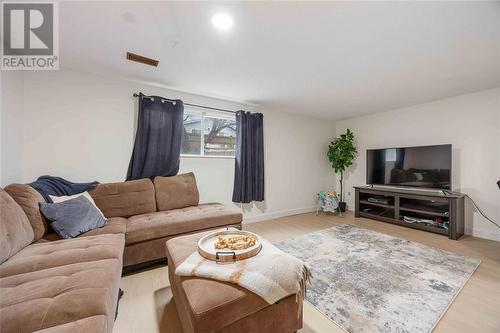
xmin=7 ymin=69 xmax=335 ymax=222
xmin=1 ymin=71 xmax=25 ymax=186
xmin=3 ymin=69 xmax=498 ymax=240
xmin=336 ymin=88 xmax=500 ymax=241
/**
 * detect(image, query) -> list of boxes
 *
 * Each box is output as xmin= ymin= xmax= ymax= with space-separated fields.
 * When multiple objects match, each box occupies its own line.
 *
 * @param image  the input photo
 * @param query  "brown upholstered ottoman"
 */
xmin=166 ymin=230 xmax=303 ymax=333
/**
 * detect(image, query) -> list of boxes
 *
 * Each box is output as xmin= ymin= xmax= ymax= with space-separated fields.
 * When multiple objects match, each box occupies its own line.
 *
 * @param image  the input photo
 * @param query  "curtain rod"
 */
xmin=133 ymin=93 xmax=237 ymax=114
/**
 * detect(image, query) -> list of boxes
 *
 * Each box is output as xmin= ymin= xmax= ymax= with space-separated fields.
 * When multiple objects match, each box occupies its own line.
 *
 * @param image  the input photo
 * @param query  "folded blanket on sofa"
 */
xmin=29 ymin=175 xmax=99 ymax=203
xmin=175 ymin=235 xmax=311 ymax=305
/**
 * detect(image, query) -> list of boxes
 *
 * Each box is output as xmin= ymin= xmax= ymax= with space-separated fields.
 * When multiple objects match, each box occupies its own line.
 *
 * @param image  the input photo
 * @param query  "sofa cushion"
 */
xmin=41 ymin=217 xmax=127 ymax=241
xmin=26 ymin=315 xmax=107 ymax=333
xmin=125 ymin=203 xmax=242 ymax=245
xmin=80 ymin=217 xmax=127 ymax=237
xmin=4 ymin=184 xmax=48 ymax=240
xmin=0 ymin=255 xmax=122 ymax=333
xmin=89 ymin=178 xmax=156 ymax=218
xmin=0 ymin=234 xmax=124 ymax=278
xmin=40 ymin=196 xmax=107 ymax=239
xmin=0 ymin=189 xmax=35 ymax=264
xmin=154 ymin=173 xmax=199 ymax=211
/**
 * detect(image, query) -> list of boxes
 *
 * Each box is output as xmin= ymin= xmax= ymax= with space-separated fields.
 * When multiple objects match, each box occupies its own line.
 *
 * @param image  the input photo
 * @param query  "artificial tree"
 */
xmin=327 ymin=129 xmax=357 ymax=212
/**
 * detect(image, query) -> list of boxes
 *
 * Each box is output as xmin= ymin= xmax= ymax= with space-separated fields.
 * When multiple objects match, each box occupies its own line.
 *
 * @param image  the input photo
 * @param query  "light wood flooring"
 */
xmin=113 ymin=212 xmax=500 ymax=333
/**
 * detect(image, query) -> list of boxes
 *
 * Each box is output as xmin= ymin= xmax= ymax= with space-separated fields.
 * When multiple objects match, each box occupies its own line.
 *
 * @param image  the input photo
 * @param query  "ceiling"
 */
xmin=60 ymin=1 xmax=500 ymax=120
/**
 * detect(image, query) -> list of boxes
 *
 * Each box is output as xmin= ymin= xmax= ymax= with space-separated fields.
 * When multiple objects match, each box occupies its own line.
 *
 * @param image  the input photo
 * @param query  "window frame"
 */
xmin=181 ymin=107 xmax=236 ymax=159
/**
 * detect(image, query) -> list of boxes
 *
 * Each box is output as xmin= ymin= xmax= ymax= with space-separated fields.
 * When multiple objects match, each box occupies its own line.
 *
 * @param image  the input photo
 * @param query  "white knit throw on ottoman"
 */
xmin=175 ymin=236 xmax=310 ymax=305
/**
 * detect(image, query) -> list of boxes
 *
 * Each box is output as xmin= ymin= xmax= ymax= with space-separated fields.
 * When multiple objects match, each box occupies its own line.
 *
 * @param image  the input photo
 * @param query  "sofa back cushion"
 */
xmin=0 ymin=188 xmax=35 ymax=263
xmin=154 ymin=173 xmax=199 ymax=211
xmin=89 ymin=178 xmax=156 ymax=218
xmin=4 ymin=184 xmax=48 ymax=240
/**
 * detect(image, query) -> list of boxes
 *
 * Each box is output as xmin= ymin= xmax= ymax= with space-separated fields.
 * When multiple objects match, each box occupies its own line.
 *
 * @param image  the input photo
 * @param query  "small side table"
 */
xmin=316 ymin=191 xmax=342 ymax=217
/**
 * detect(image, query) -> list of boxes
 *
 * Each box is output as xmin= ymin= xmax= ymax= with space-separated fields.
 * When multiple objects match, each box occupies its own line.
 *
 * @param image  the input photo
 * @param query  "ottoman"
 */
xmin=166 ymin=230 xmax=303 ymax=333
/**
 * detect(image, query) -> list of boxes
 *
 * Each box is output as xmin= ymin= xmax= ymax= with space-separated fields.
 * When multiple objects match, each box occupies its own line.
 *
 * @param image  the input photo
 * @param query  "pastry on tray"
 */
xmin=214 ymin=234 xmax=256 ymax=251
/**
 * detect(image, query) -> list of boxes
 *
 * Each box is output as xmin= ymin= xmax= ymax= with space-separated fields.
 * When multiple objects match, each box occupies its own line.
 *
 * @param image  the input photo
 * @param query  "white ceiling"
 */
xmin=60 ymin=1 xmax=500 ymax=120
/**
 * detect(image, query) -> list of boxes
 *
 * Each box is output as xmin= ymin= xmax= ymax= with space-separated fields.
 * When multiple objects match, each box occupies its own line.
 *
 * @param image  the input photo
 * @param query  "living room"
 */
xmin=1 ymin=1 xmax=499 ymax=333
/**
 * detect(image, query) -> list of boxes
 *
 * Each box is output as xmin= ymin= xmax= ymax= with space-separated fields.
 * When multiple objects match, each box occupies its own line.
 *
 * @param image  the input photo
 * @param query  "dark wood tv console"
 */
xmin=354 ymin=186 xmax=465 ymax=240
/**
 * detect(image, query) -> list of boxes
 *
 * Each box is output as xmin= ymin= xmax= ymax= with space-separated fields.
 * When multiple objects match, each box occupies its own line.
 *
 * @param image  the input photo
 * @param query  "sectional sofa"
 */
xmin=0 ymin=173 xmax=242 ymax=333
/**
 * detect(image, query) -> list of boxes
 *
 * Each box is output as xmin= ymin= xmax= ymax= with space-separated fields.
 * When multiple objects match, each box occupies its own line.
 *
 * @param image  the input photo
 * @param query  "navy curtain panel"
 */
xmin=126 ymin=93 xmax=184 ymax=180
xmin=395 ymin=148 xmax=406 ymax=170
xmin=232 ymin=111 xmax=264 ymax=203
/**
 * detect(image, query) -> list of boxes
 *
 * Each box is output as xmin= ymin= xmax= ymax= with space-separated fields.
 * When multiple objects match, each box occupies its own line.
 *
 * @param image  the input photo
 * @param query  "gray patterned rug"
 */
xmin=276 ymin=224 xmax=480 ymax=333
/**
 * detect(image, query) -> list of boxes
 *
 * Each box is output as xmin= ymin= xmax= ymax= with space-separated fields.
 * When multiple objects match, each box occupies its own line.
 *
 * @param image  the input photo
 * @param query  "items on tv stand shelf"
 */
xmin=354 ymin=186 xmax=464 ymax=240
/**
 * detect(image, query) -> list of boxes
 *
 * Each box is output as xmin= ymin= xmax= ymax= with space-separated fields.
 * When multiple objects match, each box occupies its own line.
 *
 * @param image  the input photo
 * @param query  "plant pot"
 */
xmin=339 ymin=202 xmax=347 ymax=212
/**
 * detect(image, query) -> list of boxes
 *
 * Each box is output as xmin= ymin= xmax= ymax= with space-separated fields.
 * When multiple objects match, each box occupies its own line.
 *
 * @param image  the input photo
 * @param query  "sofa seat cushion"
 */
xmin=28 ymin=315 xmax=107 ymax=333
xmin=0 ymin=234 xmax=124 ymax=278
xmin=166 ymin=230 xmax=270 ymax=332
xmin=80 ymin=217 xmax=127 ymax=237
xmin=41 ymin=218 xmax=127 ymax=242
xmin=0 ymin=257 xmax=121 ymax=333
xmin=125 ymin=203 xmax=242 ymax=245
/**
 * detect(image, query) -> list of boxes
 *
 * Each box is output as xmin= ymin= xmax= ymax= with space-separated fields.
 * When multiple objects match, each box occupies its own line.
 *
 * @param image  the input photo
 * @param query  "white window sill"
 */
xmin=181 ymin=154 xmax=235 ymax=159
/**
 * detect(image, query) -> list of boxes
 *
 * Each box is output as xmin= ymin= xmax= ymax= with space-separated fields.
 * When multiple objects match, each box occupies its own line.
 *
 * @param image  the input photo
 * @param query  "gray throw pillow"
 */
xmin=40 ymin=195 xmax=107 ymax=239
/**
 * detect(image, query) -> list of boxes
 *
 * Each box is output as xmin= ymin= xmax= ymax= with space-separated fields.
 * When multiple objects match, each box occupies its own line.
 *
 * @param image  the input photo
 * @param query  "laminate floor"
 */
xmin=114 ymin=212 xmax=500 ymax=333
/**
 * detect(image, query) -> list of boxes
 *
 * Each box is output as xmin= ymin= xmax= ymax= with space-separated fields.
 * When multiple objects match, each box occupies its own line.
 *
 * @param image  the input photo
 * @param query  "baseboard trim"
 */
xmin=350 ymin=207 xmax=500 ymax=242
xmin=241 ymin=207 xmax=500 ymax=242
xmin=464 ymin=227 xmax=500 ymax=242
xmin=243 ymin=206 xmax=316 ymax=224
xmin=349 ymin=208 xmax=500 ymax=242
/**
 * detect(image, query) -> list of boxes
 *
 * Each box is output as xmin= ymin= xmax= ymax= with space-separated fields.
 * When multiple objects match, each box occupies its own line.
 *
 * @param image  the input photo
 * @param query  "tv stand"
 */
xmin=354 ymin=186 xmax=464 ymax=240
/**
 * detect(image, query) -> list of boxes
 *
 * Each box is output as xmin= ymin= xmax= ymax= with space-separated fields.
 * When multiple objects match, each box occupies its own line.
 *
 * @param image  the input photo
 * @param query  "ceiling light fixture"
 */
xmin=212 ymin=12 xmax=233 ymax=31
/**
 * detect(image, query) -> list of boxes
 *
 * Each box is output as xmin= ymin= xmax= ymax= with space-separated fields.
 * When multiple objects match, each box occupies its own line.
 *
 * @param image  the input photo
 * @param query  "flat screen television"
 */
xmin=366 ymin=144 xmax=451 ymax=190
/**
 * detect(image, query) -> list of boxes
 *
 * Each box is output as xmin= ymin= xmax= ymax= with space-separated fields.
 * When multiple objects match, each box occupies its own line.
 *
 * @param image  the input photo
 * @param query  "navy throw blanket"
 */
xmin=29 ymin=175 xmax=99 ymax=203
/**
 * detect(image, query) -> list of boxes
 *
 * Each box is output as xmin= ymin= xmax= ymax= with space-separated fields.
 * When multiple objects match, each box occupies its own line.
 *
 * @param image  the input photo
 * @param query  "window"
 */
xmin=181 ymin=110 xmax=236 ymax=157
xmin=385 ymin=148 xmax=397 ymax=162
xmin=182 ymin=113 xmax=202 ymax=155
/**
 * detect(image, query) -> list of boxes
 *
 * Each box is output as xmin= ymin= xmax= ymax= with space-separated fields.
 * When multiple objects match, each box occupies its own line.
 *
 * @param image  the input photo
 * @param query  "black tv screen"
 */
xmin=366 ymin=144 xmax=451 ymax=189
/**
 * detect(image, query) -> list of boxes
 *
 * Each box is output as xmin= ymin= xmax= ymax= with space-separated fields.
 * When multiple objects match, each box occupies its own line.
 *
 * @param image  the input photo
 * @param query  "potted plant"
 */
xmin=327 ymin=129 xmax=357 ymax=212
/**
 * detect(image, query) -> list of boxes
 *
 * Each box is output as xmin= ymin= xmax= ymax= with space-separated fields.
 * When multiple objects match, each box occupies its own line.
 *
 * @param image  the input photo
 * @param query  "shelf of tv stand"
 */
xmin=360 ymin=211 xmax=449 ymax=236
xmin=359 ymin=200 xmax=394 ymax=209
xmin=355 ymin=186 xmax=464 ymax=240
xmin=358 ymin=212 xmax=449 ymax=235
xmin=399 ymin=205 xmax=448 ymax=217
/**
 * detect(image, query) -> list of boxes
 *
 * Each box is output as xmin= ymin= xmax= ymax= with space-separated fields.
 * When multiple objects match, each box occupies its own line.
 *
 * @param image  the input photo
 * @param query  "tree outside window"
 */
xmin=181 ymin=111 xmax=236 ymax=157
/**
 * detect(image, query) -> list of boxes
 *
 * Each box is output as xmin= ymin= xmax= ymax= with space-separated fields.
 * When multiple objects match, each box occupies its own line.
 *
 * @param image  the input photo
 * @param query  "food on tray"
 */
xmin=214 ymin=234 xmax=256 ymax=250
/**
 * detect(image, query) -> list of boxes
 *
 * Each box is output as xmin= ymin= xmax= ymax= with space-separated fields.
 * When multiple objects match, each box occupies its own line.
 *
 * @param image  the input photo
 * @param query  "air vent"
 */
xmin=126 ymin=52 xmax=159 ymax=67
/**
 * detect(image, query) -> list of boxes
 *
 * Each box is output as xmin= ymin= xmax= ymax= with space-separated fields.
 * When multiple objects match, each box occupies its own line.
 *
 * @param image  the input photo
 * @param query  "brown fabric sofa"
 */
xmin=166 ymin=230 xmax=303 ymax=333
xmin=5 ymin=172 xmax=243 ymax=268
xmin=0 ymin=188 xmax=125 ymax=333
xmin=1 ymin=172 xmax=242 ymax=332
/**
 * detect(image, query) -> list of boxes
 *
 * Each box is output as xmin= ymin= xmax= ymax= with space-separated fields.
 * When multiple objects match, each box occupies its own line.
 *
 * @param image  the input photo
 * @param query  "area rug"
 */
xmin=275 ymin=224 xmax=480 ymax=333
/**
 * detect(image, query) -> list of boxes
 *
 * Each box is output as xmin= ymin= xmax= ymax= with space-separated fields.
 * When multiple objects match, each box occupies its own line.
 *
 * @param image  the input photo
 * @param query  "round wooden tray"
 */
xmin=198 ymin=230 xmax=262 ymax=263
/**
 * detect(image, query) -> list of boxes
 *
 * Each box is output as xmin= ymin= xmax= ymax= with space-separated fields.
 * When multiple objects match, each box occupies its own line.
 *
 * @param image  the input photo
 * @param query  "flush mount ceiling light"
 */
xmin=212 ymin=12 xmax=233 ymax=31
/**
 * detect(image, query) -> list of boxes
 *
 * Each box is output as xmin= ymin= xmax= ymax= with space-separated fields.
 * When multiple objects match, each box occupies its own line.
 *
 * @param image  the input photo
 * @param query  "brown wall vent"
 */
xmin=126 ymin=52 xmax=159 ymax=67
